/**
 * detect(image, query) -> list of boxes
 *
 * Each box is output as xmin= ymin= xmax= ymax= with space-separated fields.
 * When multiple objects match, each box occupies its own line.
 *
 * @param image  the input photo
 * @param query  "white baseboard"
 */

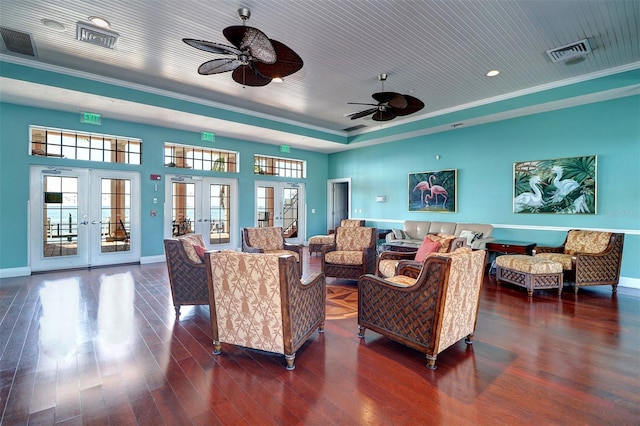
xmin=140 ymin=255 xmax=166 ymax=264
xmin=0 ymin=266 xmax=31 ymax=279
xmin=619 ymin=276 xmax=640 ymax=289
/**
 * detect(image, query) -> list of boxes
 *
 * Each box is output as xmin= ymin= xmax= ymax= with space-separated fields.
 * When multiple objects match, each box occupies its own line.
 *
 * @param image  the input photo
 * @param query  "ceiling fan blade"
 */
xmin=348 ymin=108 xmax=378 ymax=120
xmin=198 ymin=58 xmax=241 ymax=75
xmin=182 ymin=38 xmax=241 ymax=56
xmin=223 ymin=26 xmax=276 ymax=64
xmin=372 ymin=109 xmax=396 ymax=121
xmin=254 ymin=40 xmax=303 ymax=79
xmin=391 ymin=95 xmax=425 ymax=116
xmin=232 ymin=65 xmax=272 ymax=86
xmin=371 ymin=92 xmax=402 ymax=108
xmin=348 ymin=102 xmax=378 ymax=106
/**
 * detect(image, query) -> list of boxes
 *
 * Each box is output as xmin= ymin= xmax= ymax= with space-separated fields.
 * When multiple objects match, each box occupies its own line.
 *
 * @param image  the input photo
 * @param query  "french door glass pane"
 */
xmin=100 ymin=178 xmax=131 ymax=253
xmin=172 ymin=182 xmax=195 ymax=236
xmin=209 ymin=184 xmax=230 ymax=244
xmin=43 ymin=175 xmax=78 ymax=257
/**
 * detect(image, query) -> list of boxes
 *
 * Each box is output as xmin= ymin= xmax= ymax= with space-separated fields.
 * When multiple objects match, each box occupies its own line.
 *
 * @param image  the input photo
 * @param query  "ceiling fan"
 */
xmin=347 ymin=74 xmax=424 ymax=121
xmin=183 ymin=8 xmax=303 ymax=87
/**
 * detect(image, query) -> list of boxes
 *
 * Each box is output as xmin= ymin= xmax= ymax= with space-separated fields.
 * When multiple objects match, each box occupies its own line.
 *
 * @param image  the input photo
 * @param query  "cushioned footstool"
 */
xmin=308 ymin=234 xmax=334 ymax=257
xmin=495 ymin=255 xmax=563 ymax=297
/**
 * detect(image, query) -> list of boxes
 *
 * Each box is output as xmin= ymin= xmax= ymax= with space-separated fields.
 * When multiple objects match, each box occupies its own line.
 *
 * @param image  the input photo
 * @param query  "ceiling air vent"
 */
xmin=76 ymin=21 xmax=119 ymax=49
xmin=546 ymin=39 xmax=591 ymax=63
xmin=343 ymin=124 xmax=367 ymax=132
xmin=0 ymin=27 xmax=36 ymax=57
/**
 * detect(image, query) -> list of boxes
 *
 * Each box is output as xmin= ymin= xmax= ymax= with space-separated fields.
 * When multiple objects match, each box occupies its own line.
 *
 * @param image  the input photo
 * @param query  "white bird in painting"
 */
xmin=514 ymin=175 xmax=544 ymax=212
xmin=551 ymin=165 xmax=579 ymax=203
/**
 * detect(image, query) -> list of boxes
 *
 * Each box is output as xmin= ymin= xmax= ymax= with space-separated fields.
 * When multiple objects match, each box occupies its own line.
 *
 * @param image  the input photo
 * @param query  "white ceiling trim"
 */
xmin=0 ymin=54 xmax=346 ymax=138
xmin=349 ymin=61 xmax=640 ymax=137
xmin=346 ymin=84 xmax=640 ymax=151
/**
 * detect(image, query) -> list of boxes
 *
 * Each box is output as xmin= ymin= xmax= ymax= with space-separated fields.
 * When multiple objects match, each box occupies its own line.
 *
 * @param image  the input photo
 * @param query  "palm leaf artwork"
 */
xmin=513 ymin=155 xmax=596 ymax=214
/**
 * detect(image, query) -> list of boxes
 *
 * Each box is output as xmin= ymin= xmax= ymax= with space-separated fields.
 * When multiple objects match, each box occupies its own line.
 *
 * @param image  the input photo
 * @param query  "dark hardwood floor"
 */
xmin=1 ymin=249 xmax=639 ymax=425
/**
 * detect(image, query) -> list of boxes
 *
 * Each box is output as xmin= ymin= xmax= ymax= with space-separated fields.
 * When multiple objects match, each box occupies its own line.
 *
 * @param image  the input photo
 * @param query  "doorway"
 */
xmin=29 ymin=166 xmax=141 ymax=272
xmin=165 ymin=175 xmax=238 ymax=250
xmin=327 ymin=178 xmax=351 ymax=230
xmin=255 ymin=181 xmax=305 ymax=244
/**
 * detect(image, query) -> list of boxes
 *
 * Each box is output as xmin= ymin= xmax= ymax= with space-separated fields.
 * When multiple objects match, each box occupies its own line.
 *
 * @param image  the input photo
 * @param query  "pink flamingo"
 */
xmin=425 ymin=175 xmax=448 ymax=207
xmin=413 ymin=181 xmax=430 ymax=206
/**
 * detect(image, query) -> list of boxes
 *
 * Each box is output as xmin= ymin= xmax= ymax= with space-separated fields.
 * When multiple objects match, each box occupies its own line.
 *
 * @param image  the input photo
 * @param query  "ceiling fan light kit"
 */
xmin=347 ymin=74 xmax=424 ymax=121
xmin=183 ymin=8 xmax=303 ymax=87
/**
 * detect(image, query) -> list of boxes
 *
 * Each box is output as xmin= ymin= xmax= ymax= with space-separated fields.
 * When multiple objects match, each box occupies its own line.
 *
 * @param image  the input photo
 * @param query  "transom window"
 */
xmin=164 ymin=143 xmax=238 ymax=173
xmin=30 ymin=126 xmax=141 ymax=164
xmin=254 ymin=155 xmax=305 ymax=178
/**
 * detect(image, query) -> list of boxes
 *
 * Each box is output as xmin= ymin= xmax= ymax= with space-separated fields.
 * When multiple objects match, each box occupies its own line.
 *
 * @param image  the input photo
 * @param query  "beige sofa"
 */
xmin=385 ymin=220 xmax=494 ymax=250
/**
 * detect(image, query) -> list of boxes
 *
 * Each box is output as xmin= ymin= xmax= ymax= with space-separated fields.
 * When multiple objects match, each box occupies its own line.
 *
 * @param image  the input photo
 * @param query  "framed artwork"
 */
xmin=408 ymin=169 xmax=457 ymax=212
xmin=513 ymin=155 xmax=596 ymax=214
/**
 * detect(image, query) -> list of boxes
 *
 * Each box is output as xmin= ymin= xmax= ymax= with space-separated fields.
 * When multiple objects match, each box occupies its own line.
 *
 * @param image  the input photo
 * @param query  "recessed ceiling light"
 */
xmin=41 ymin=18 xmax=66 ymax=32
xmin=89 ymin=16 xmax=110 ymax=28
xmin=486 ymin=70 xmax=500 ymax=77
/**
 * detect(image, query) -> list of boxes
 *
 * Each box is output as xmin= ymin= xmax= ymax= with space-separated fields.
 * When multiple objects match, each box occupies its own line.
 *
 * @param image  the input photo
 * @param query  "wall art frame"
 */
xmin=513 ymin=155 xmax=597 ymax=214
xmin=408 ymin=169 xmax=457 ymax=213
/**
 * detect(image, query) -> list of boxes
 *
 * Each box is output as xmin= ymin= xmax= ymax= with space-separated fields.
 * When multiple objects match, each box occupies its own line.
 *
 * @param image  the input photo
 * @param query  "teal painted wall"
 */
xmin=0 ymin=103 xmax=328 ymax=269
xmin=329 ymin=95 xmax=640 ymax=280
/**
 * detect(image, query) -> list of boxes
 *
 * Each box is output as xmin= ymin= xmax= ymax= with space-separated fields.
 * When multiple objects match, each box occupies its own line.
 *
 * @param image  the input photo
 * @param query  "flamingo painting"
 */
xmin=424 ymin=175 xmax=448 ymax=207
xmin=514 ymin=175 xmax=544 ymax=212
xmin=409 ymin=169 xmax=457 ymax=212
xmin=413 ymin=181 xmax=430 ymax=207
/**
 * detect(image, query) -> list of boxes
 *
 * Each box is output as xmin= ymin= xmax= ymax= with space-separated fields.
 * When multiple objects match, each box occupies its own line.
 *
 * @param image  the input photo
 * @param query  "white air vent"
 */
xmin=76 ymin=22 xmax=119 ymax=49
xmin=0 ymin=27 xmax=36 ymax=57
xmin=546 ymin=39 xmax=591 ymax=63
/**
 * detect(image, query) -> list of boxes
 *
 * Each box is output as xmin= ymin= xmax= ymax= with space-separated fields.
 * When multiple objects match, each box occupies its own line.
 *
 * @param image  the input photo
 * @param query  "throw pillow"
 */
xmin=194 ymin=244 xmax=207 ymax=261
xmin=392 ymin=228 xmax=407 ymax=240
xmin=459 ymin=230 xmax=483 ymax=247
xmin=414 ymin=237 xmax=441 ymax=262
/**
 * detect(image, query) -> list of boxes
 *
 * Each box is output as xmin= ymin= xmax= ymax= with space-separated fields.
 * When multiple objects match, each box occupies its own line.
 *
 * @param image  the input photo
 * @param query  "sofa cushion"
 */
xmin=386 ymin=274 xmax=416 ymax=287
xmin=403 ymin=220 xmax=432 ymax=241
xmin=535 ymin=252 xmax=573 ymax=270
xmin=428 ymin=222 xmax=457 ymax=235
xmin=415 ymin=237 xmax=441 ymax=262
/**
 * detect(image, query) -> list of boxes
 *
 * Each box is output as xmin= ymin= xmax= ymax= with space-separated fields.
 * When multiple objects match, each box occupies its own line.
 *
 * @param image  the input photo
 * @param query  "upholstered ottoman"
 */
xmin=495 ymin=255 xmax=563 ymax=297
xmin=308 ymin=235 xmax=334 ymax=256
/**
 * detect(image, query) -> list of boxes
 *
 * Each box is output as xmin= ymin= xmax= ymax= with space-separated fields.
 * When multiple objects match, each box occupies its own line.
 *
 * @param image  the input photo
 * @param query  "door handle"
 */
xmin=91 ymin=220 xmax=102 ymax=225
xmin=203 ymin=219 xmax=210 ymax=222
xmin=80 ymin=221 xmax=89 ymax=225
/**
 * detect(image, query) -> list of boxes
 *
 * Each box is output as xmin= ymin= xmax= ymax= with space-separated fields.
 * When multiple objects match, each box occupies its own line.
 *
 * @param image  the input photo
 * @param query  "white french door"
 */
xmin=165 ymin=175 xmax=238 ymax=250
xmin=255 ymin=181 xmax=305 ymax=244
xmin=29 ymin=166 xmax=141 ymax=272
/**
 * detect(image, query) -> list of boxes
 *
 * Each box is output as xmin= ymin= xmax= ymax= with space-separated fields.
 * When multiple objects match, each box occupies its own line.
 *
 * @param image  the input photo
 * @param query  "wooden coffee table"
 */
xmin=384 ymin=241 xmax=421 ymax=252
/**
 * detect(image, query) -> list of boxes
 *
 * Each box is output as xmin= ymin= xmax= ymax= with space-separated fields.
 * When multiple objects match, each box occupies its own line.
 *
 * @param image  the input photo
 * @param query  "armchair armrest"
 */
xmin=396 ymin=261 xmax=422 ymax=278
xmin=378 ymin=250 xmax=416 ymax=261
xmin=284 ymin=241 xmax=303 ymax=257
xmin=285 ymin=267 xmax=326 ymax=347
xmin=532 ymin=245 xmax=564 ymax=256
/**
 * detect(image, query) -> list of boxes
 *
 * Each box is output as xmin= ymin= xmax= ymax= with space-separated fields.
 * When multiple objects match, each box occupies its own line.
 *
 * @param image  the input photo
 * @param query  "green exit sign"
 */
xmin=280 ymin=144 xmax=290 ymax=153
xmin=201 ymin=131 xmax=215 ymax=142
xmin=80 ymin=112 xmax=101 ymax=125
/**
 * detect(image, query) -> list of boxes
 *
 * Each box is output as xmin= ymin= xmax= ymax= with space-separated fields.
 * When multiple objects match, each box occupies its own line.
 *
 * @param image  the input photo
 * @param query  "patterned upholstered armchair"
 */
xmin=358 ymin=248 xmax=486 ymax=369
xmin=241 ymin=226 xmax=304 ymax=276
xmin=164 ymin=234 xmax=210 ymax=316
xmin=533 ymin=230 xmax=624 ymax=293
xmin=308 ymin=219 xmax=366 ymax=256
xmin=321 ymin=226 xmax=377 ymax=280
xmin=205 ymin=251 xmax=326 ymax=370
xmin=377 ymin=236 xmax=467 ymax=278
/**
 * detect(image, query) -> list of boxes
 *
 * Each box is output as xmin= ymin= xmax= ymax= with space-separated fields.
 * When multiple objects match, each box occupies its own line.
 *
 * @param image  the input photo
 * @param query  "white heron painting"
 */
xmin=513 ymin=156 xmax=596 ymax=214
